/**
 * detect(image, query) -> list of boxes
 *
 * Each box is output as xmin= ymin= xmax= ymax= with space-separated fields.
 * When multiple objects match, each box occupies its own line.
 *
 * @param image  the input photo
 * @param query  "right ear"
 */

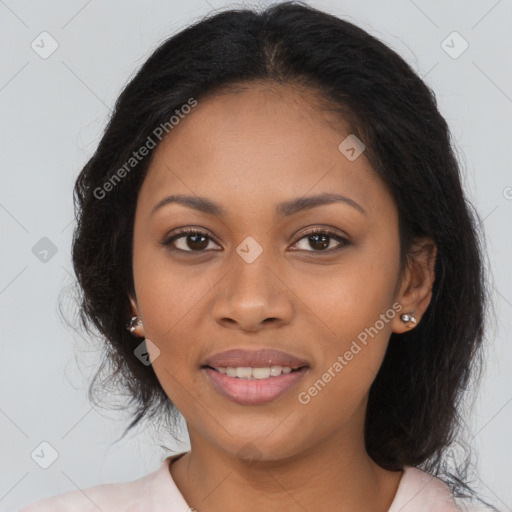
xmin=127 ymin=294 xmax=144 ymax=337
xmin=129 ymin=294 xmax=139 ymax=316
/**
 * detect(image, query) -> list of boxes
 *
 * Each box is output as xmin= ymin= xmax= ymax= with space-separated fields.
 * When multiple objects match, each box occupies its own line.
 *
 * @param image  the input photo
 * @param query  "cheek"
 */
xmin=132 ymin=240 xmax=215 ymax=336
xmin=294 ymin=246 xmax=399 ymax=401
xmin=298 ymin=250 xmax=399 ymax=342
xmin=294 ymin=313 xmax=392 ymax=435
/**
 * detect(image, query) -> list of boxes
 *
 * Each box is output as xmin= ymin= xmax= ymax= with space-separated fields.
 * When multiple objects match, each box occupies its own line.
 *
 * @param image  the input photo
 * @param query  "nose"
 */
xmin=210 ymin=252 xmax=294 ymax=332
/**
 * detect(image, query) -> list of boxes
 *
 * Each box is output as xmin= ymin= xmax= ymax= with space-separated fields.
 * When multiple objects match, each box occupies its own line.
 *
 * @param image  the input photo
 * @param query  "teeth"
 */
xmin=253 ymin=367 xmax=271 ymax=379
xmin=214 ymin=366 xmax=298 ymax=379
xmin=236 ymin=367 xmax=252 ymax=378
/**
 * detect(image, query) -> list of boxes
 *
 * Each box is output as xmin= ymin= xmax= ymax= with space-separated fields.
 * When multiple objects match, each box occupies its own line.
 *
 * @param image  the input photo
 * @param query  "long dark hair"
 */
xmin=69 ymin=0 xmax=489 ymax=503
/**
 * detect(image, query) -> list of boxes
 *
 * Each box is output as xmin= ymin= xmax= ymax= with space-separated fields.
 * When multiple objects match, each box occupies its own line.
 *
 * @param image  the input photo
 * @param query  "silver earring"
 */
xmin=127 ymin=315 xmax=142 ymax=333
xmin=400 ymin=312 xmax=417 ymax=325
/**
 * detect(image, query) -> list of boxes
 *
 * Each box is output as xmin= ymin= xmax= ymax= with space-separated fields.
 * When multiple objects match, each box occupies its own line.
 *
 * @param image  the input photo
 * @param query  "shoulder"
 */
xmin=389 ymin=466 xmax=496 ymax=512
xmin=18 ymin=455 xmax=187 ymax=512
xmin=18 ymin=473 xmax=153 ymax=512
xmin=389 ymin=465 xmax=460 ymax=511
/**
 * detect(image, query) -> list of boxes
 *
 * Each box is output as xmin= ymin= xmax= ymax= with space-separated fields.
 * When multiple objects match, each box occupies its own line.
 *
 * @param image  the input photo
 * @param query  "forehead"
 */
xmin=137 ymin=83 xmax=391 ymax=221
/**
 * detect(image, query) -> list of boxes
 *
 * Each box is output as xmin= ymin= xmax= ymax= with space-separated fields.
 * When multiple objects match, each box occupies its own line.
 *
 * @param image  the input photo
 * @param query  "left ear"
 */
xmin=392 ymin=236 xmax=437 ymax=334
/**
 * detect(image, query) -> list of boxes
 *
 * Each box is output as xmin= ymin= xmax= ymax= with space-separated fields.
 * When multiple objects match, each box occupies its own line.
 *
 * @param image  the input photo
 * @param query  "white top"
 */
xmin=18 ymin=452 xmax=489 ymax=511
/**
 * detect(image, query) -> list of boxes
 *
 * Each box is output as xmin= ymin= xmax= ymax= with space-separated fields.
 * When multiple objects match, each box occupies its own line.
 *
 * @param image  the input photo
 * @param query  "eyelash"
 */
xmin=161 ymin=227 xmax=349 ymax=254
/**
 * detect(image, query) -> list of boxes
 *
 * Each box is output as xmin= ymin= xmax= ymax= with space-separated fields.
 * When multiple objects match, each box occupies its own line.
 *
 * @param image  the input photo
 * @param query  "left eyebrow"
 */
xmin=275 ymin=192 xmax=366 ymax=219
xmin=150 ymin=192 xmax=366 ymax=218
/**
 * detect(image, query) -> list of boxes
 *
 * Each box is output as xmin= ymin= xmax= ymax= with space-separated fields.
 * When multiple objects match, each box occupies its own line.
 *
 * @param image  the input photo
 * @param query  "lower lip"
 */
xmin=203 ymin=367 xmax=309 ymax=405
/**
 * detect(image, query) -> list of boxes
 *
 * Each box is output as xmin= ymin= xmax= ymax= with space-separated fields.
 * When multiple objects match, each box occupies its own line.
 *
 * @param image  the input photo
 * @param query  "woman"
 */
xmin=20 ymin=1 xmax=495 ymax=510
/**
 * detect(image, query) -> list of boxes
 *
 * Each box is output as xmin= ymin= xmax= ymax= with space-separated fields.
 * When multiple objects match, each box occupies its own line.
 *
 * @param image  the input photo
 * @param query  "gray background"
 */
xmin=1 ymin=0 xmax=511 ymax=510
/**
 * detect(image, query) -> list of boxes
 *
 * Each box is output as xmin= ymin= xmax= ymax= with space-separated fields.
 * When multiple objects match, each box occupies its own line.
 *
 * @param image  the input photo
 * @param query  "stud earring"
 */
xmin=127 ymin=315 xmax=142 ymax=333
xmin=400 ymin=311 xmax=417 ymax=327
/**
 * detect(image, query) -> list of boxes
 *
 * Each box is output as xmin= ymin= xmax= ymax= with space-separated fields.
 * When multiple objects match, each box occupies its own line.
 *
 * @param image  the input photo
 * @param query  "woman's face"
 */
xmin=130 ymin=83 xmax=415 ymax=461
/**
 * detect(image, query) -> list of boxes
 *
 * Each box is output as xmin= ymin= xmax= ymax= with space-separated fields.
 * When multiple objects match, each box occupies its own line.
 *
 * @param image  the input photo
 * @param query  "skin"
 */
xmin=128 ymin=82 xmax=437 ymax=512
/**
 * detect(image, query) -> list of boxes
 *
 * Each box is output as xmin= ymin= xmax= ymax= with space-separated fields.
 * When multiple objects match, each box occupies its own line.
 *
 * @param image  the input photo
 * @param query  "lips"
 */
xmin=200 ymin=348 xmax=310 ymax=405
xmin=201 ymin=348 xmax=309 ymax=370
xmin=203 ymin=366 xmax=309 ymax=405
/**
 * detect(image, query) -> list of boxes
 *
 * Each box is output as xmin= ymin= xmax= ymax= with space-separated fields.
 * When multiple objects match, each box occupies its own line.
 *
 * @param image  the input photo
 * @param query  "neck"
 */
xmin=169 ymin=423 xmax=402 ymax=512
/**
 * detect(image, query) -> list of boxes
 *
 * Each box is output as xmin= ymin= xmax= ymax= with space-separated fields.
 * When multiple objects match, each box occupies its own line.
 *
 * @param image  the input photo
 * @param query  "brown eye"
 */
xmin=162 ymin=229 xmax=220 ymax=252
xmin=293 ymin=229 xmax=348 ymax=252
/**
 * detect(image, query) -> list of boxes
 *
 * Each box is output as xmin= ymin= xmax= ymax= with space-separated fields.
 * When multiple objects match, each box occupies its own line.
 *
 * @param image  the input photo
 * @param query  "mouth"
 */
xmin=201 ymin=364 xmax=309 ymax=406
xmin=203 ymin=365 xmax=306 ymax=379
xmin=200 ymin=347 xmax=309 ymax=370
xmin=200 ymin=348 xmax=310 ymax=405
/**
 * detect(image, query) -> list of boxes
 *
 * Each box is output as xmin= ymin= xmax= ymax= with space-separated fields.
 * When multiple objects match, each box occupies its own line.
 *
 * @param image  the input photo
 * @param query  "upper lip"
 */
xmin=201 ymin=348 xmax=309 ymax=369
